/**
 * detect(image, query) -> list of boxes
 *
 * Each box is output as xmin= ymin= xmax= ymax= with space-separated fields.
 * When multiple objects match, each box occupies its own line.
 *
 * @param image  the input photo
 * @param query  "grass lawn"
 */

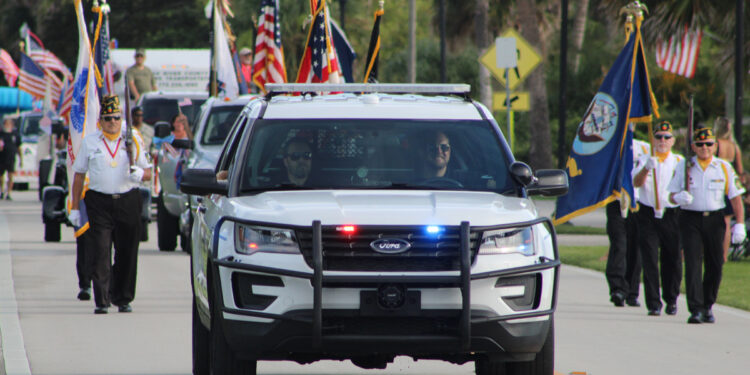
xmin=554 ymin=224 xmax=607 ymax=235
xmin=560 ymin=245 xmax=750 ymax=311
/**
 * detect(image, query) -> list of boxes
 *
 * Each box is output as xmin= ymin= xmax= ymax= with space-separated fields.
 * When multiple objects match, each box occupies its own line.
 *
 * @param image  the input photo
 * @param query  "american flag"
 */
xmin=57 ymin=77 xmax=75 ymax=120
xmin=21 ymin=24 xmax=72 ymax=79
xmin=0 ymin=49 xmax=19 ymax=87
xmin=19 ymin=52 xmax=47 ymax=99
xmin=252 ymin=0 xmax=287 ymax=93
xmin=296 ymin=0 xmax=341 ymax=84
xmin=655 ymin=27 xmax=702 ymax=79
xmin=93 ymin=7 xmax=115 ymax=95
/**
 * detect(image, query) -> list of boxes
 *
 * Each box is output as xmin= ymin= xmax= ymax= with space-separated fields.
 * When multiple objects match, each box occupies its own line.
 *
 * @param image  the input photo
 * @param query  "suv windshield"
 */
xmin=239 ymin=119 xmax=515 ymax=194
xmin=141 ymin=98 xmax=206 ymax=126
xmin=21 ymin=115 xmax=42 ymax=137
xmin=200 ymin=105 xmax=243 ymax=145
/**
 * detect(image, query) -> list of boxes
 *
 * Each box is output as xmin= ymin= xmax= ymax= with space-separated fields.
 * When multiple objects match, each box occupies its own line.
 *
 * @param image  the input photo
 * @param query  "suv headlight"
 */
xmin=234 ymin=224 xmax=300 ymax=255
xmin=479 ymin=227 xmax=535 ymax=256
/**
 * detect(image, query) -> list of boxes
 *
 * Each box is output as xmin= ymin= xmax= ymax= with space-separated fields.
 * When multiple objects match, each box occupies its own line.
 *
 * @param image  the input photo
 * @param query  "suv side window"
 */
xmin=216 ymin=114 xmax=247 ymax=175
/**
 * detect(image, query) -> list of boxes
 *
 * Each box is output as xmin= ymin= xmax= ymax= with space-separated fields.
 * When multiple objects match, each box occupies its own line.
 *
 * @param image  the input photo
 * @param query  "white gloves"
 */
xmin=672 ymin=191 xmax=694 ymax=205
xmin=731 ymin=223 xmax=746 ymax=244
xmin=68 ymin=209 xmax=80 ymax=227
xmin=644 ymin=156 xmax=658 ymax=170
xmin=129 ymin=166 xmax=144 ymax=182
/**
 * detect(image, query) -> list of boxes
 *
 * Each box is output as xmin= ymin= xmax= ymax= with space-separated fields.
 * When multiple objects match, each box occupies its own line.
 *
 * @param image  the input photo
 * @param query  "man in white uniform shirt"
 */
xmin=633 ymin=121 xmax=683 ymax=316
xmin=69 ymin=95 xmax=152 ymax=314
xmin=668 ymin=127 xmax=746 ymax=324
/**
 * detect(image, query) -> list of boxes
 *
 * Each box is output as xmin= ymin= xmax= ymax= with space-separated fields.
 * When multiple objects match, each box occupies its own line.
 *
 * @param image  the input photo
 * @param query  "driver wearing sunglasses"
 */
xmin=420 ymin=131 xmax=452 ymax=179
xmin=282 ymin=138 xmax=314 ymax=186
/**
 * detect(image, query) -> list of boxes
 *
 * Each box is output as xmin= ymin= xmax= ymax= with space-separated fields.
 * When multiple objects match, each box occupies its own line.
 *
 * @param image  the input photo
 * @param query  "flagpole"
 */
xmin=16 ymin=41 xmax=23 ymax=114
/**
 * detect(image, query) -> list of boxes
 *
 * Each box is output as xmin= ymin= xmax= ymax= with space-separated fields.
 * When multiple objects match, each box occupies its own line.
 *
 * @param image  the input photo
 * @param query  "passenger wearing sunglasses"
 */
xmin=282 ymin=138 xmax=314 ymax=186
xmin=667 ymin=127 xmax=746 ymax=324
xmin=632 ymin=121 xmax=683 ymax=317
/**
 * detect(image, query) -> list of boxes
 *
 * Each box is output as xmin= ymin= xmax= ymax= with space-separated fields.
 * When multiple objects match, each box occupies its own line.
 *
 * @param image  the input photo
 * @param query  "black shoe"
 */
xmin=94 ymin=306 xmax=108 ymax=314
xmin=647 ymin=308 xmax=661 ymax=316
xmin=117 ymin=304 xmax=132 ymax=313
xmin=77 ymin=288 xmax=91 ymax=301
xmin=702 ymin=309 xmax=715 ymax=323
xmin=610 ymin=291 xmax=625 ymax=307
xmin=5 ymin=195 xmax=11 ymax=200
xmin=687 ymin=312 xmax=704 ymax=324
xmin=665 ymin=303 xmax=678 ymax=315
xmin=626 ymin=298 xmax=641 ymax=307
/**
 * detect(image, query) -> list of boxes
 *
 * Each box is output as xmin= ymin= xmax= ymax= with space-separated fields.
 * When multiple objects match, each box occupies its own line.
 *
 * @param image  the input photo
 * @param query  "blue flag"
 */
xmin=330 ymin=18 xmax=356 ymax=83
xmin=553 ymin=22 xmax=658 ymax=225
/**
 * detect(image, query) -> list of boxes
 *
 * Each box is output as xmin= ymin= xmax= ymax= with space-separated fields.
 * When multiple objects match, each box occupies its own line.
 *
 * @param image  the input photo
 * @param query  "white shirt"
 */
xmin=634 ymin=152 xmax=683 ymax=218
xmin=667 ymin=156 xmax=745 ymax=212
xmin=631 ymin=139 xmax=651 ymax=203
xmin=72 ymin=130 xmax=151 ymax=194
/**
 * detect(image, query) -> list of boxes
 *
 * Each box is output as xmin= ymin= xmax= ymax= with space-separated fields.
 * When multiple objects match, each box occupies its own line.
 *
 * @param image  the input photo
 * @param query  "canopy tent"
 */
xmin=0 ymin=87 xmax=33 ymax=116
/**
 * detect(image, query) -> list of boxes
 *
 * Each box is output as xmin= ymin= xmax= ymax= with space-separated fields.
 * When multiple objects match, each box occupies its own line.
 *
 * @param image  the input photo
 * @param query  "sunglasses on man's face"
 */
xmin=695 ymin=142 xmax=715 ymax=148
xmin=654 ymin=134 xmax=673 ymax=140
xmin=102 ymin=115 xmax=121 ymax=122
xmin=286 ymin=151 xmax=312 ymax=161
xmin=427 ymin=143 xmax=451 ymax=154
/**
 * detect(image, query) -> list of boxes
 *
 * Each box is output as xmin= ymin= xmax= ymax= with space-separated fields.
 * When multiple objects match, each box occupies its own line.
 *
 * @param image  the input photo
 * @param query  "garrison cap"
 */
xmin=693 ymin=127 xmax=715 ymax=142
xmin=100 ymin=95 xmax=121 ymax=115
xmin=654 ymin=120 xmax=673 ymax=133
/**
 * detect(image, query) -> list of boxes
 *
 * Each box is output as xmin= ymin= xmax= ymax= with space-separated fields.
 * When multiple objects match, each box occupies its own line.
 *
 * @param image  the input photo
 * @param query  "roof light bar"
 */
xmin=265 ymin=83 xmax=471 ymax=95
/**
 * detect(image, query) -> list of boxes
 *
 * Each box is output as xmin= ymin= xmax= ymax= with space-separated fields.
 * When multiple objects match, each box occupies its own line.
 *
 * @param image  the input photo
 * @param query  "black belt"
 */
xmin=89 ymin=189 xmax=137 ymax=200
xmin=682 ymin=209 xmax=723 ymax=217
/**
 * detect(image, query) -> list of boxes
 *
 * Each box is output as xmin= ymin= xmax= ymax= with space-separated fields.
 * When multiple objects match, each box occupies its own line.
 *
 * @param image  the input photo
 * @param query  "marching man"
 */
xmin=668 ymin=127 xmax=745 ymax=324
xmin=632 ymin=121 xmax=683 ymax=316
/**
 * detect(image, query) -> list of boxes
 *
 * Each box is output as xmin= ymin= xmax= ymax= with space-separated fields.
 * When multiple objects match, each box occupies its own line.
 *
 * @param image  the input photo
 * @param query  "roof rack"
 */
xmin=264 ymin=83 xmax=472 ymax=100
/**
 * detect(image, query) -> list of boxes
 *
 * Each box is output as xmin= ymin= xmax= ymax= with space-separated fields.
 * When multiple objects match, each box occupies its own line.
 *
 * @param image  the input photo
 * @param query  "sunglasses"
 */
xmin=427 ymin=143 xmax=451 ymax=153
xmin=133 ymin=113 xmax=143 ymax=117
xmin=286 ymin=151 xmax=312 ymax=161
xmin=102 ymin=115 xmax=121 ymax=122
xmin=695 ymin=142 xmax=715 ymax=148
xmin=654 ymin=134 xmax=673 ymax=140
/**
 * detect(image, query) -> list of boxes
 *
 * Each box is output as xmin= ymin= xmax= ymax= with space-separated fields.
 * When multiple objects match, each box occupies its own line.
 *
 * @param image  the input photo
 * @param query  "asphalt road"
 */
xmin=2 ymin=191 xmax=749 ymax=375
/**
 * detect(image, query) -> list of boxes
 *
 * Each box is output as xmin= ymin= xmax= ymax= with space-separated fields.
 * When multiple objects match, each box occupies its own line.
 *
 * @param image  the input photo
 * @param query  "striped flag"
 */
xmin=655 ymin=27 xmax=702 ymax=79
xmin=295 ymin=0 xmax=342 ymax=84
xmin=0 ymin=49 xmax=19 ymax=87
xmin=19 ymin=52 xmax=47 ymax=99
xmin=363 ymin=6 xmax=383 ymax=83
xmin=68 ymin=0 xmax=101 ymax=237
xmin=20 ymin=24 xmax=72 ymax=79
xmin=93 ymin=5 xmax=115 ymax=95
xmin=252 ymin=0 xmax=288 ymax=94
xmin=57 ymin=77 xmax=75 ymax=120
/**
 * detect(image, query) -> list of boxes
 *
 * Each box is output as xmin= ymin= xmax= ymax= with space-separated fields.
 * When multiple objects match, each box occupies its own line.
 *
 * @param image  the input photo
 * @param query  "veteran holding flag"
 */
xmin=69 ymin=95 xmax=151 ymax=314
xmin=668 ymin=128 xmax=745 ymax=324
xmin=632 ymin=121 xmax=683 ymax=316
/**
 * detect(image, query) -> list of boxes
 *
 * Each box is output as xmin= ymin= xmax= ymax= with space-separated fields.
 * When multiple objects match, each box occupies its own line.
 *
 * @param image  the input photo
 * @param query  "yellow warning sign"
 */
xmin=492 ymin=91 xmax=530 ymax=112
xmin=479 ymin=29 xmax=542 ymax=90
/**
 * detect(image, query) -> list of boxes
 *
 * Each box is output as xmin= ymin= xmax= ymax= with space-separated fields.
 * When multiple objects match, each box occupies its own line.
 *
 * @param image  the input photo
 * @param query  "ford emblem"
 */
xmin=370 ymin=238 xmax=412 ymax=254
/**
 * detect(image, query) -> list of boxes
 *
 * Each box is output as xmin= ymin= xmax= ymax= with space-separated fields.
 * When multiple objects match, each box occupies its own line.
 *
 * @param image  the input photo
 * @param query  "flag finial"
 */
xmin=619 ymin=1 xmax=648 ymax=23
xmin=379 ymin=1 xmax=384 ymax=10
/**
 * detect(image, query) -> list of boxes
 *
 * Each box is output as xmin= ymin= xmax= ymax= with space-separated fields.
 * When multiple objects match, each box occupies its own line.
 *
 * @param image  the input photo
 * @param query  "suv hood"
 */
xmin=226 ymin=190 xmax=538 ymax=227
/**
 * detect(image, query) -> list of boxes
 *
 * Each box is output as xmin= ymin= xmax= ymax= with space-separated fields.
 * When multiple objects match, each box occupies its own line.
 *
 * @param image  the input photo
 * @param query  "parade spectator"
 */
xmin=668 ymin=127 xmax=746 ymax=324
xmin=126 ymin=48 xmax=157 ymax=103
xmin=171 ymin=112 xmax=193 ymax=140
xmin=714 ymin=116 xmax=744 ymax=261
xmin=239 ymin=47 xmax=253 ymax=85
xmin=69 ymin=95 xmax=152 ymax=314
xmin=131 ymin=106 xmax=152 ymax=152
xmin=0 ymin=117 xmax=22 ymax=200
xmin=632 ymin=121 xmax=683 ymax=316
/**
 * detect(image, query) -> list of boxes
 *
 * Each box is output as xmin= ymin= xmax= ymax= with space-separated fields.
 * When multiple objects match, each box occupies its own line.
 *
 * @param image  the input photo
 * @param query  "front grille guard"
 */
xmin=210 ymin=216 xmax=560 ymax=350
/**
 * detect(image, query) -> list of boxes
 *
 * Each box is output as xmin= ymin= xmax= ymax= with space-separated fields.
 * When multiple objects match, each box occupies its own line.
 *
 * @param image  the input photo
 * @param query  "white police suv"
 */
xmin=180 ymin=84 xmax=568 ymax=375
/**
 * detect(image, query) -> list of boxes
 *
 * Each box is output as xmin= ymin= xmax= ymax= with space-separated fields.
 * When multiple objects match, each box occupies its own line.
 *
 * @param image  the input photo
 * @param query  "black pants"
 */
xmin=76 ymin=233 xmax=91 ymax=289
xmin=680 ymin=209 xmax=726 ymax=314
xmin=635 ymin=206 xmax=682 ymax=310
xmin=605 ymin=201 xmax=642 ymax=298
xmin=83 ymin=189 xmax=142 ymax=307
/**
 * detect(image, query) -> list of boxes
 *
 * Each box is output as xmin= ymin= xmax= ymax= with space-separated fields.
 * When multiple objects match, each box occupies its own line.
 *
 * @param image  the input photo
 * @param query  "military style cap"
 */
xmin=693 ymin=127 xmax=715 ymax=142
xmin=135 ymin=48 xmax=145 ymax=56
xmin=100 ymin=95 xmax=121 ymax=115
xmin=654 ymin=120 xmax=673 ymax=133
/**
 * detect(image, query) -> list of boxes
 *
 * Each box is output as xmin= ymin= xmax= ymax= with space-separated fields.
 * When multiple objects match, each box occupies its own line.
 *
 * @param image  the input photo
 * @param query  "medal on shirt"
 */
xmin=103 ymin=138 xmax=122 ymax=168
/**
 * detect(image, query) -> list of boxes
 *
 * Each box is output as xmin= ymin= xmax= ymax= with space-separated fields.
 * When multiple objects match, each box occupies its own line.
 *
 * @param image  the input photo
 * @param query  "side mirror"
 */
xmin=510 ymin=161 xmax=535 ymax=186
xmin=171 ymin=139 xmax=194 ymax=150
xmin=527 ymin=169 xmax=569 ymax=197
xmin=153 ymin=121 xmax=172 ymax=138
xmin=180 ymin=168 xmax=228 ymax=196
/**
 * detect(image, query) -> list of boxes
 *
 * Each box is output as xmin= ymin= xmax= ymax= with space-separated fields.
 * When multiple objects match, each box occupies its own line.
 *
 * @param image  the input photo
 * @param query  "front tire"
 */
xmin=209 ymin=284 xmax=257 ymax=374
xmin=475 ymin=317 xmax=554 ymax=375
xmin=192 ymin=298 xmax=209 ymax=375
xmin=44 ymin=222 xmax=61 ymax=242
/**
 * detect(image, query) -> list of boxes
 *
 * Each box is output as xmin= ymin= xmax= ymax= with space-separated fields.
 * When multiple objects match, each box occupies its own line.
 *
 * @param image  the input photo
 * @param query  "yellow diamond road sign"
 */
xmin=479 ymin=29 xmax=542 ymax=90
